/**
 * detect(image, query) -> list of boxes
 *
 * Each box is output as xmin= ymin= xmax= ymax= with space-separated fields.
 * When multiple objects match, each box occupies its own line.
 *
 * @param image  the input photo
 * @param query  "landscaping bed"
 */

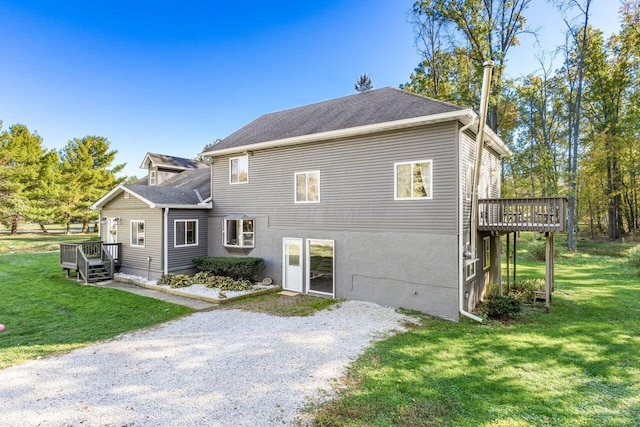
xmin=114 ymin=273 xmax=280 ymax=304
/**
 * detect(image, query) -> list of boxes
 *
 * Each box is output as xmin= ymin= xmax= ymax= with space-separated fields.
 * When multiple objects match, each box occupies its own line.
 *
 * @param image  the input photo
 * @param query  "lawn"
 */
xmin=310 ymin=235 xmax=640 ymax=426
xmin=0 ymin=235 xmax=193 ymax=369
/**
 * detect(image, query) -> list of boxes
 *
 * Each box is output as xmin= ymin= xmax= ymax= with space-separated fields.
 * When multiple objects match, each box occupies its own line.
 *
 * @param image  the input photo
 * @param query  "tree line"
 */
xmin=403 ymin=0 xmax=640 ymax=246
xmin=0 ymin=122 xmax=126 ymax=234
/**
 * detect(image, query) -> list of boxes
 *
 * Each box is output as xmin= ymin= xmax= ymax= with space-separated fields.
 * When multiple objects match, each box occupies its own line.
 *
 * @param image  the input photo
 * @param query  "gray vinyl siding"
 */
xmin=211 ymin=122 xmax=459 ymax=233
xmin=99 ymin=193 xmax=164 ymax=277
xmin=167 ymin=210 xmax=208 ymax=271
xmin=459 ymin=126 xmax=503 ymax=311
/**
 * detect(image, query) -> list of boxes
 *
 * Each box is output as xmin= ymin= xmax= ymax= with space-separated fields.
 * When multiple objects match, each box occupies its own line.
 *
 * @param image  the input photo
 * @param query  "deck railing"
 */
xmin=478 ymin=197 xmax=568 ymax=232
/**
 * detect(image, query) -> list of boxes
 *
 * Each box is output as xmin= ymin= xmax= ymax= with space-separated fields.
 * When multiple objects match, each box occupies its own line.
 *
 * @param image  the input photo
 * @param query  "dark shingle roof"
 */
xmin=209 ymin=87 xmax=464 ymax=151
xmin=143 ymin=153 xmax=208 ymax=170
xmin=124 ymin=168 xmax=210 ymax=206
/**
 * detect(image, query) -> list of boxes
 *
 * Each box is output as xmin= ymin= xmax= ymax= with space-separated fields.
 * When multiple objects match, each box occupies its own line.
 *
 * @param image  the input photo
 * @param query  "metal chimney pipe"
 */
xmin=470 ymin=61 xmax=494 ymax=261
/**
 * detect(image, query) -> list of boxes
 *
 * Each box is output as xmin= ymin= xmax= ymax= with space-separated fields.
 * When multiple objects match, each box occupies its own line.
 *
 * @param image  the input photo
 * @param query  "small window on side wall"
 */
xmin=223 ymin=217 xmax=254 ymax=248
xmin=175 ymin=219 xmax=198 ymax=247
xmin=295 ymin=171 xmax=320 ymax=203
xmin=395 ymin=160 xmax=433 ymax=200
xmin=483 ymin=236 xmax=491 ymax=270
xmin=130 ymin=220 xmax=145 ymax=247
xmin=230 ymin=156 xmax=248 ymax=184
xmin=149 ymin=170 xmax=157 ymax=186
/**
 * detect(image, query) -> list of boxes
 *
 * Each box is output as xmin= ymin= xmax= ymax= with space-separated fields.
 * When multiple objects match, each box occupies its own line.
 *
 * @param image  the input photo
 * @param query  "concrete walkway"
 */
xmin=88 ymin=280 xmax=217 ymax=310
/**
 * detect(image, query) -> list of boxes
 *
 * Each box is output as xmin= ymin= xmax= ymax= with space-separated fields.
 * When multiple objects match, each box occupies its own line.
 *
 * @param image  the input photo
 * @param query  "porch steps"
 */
xmin=86 ymin=262 xmax=112 ymax=283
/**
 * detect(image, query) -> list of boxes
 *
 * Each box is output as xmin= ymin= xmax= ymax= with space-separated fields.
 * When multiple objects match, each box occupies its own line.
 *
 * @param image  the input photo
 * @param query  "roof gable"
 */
xmin=208 ymin=87 xmax=464 ymax=152
xmin=140 ymin=152 xmax=208 ymax=170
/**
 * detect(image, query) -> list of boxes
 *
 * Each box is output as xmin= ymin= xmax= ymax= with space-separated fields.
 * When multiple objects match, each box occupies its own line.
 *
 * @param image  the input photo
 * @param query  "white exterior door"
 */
xmin=106 ymin=218 xmax=118 ymax=244
xmin=282 ymin=238 xmax=303 ymax=292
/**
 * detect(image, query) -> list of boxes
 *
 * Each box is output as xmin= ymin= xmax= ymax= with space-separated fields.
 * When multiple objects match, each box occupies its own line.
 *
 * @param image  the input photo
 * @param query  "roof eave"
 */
xmin=153 ymin=203 xmax=212 ymax=209
xmin=91 ymin=185 xmax=156 ymax=210
xmin=201 ymin=109 xmax=476 ymax=157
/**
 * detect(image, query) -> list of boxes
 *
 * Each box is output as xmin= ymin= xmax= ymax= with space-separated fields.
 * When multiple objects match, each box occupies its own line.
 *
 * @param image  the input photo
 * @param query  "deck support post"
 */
xmin=513 ymin=235 xmax=517 ymax=286
xmin=496 ymin=235 xmax=503 ymax=296
xmin=506 ymin=233 xmax=510 ymax=293
xmin=545 ymin=232 xmax=554 ymax=313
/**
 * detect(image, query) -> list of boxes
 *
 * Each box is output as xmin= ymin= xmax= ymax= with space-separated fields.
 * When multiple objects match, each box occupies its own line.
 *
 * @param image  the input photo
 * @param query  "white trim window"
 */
xmin=130 ymin=220 xmax=145 ymax=247
xmin=483 ymin=236 xmax=491 ymax=271
xmin=394 ymin=160 xmax=433 ymax=200
xmin=149 ymin=170 xmax=157 ymax=186
xmin=465 ymin=163 xmax=474 ymax=200
xmin=295 ymin=171 xmax=320 ymax=203
xmin=175 ymin=219 xmax=198 ymax=247
xmin=223 ymin=217 xmax=254 ymax=248
xmin=229 ymin=155 xmax=248 ymax=184
xmin=465 ymin=230 xmax=476 ymax=280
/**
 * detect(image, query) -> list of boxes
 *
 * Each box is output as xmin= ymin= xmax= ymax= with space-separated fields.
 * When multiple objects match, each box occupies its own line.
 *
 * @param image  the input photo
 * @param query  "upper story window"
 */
xmin=130 ymin=220 xmax=145 ymax=247
xmin=149 ymin=170 xmax=157 ymax=186
xmin=295 ymin=171 xmax=320 ymax=203
xmin=230 ymin=156 xmax=248 ymax=184
xmin=223 ymin=217 xmax=254 ymax=248
xmin=175 ymin=219 xmax=198 ymax=247
xmin=395 ymin=160 xmax=433 ymax=200
xmin=465 ymin=163 xmax=474 ymax=200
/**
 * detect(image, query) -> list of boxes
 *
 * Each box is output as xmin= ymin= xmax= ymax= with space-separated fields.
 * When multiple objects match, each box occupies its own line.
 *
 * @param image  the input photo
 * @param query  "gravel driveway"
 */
xmin=0 ymin=301 xmax=412 ymax=426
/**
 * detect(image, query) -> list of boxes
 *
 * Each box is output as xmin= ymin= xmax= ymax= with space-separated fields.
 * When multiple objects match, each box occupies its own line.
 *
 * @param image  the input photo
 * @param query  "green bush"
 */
xmin=528 ymin=239 xmax=547 ymax=261
xmin=484 ymin=295 xmax=522 ymax=319
xmin=193 ymin=257 xmax=264 ymax=280
xmin=157 ymin=273 xmax=175 ymax=286
xmin=203 ymin=275 xmax=253 ymax=291
xmin=629 ymin=244 xmax=640 ymax=269
xmin=509 ymin=278 xmax=544 ymax=304
xmin=157 ymin=273 xmax=192 ymax=288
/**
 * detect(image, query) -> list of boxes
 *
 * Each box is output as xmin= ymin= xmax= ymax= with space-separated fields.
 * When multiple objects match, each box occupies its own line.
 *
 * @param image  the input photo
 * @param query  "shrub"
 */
xmin=203 ymin=275 xmax=253 ymax=291
xmin=193 ymin=257 xmax=264 ymax=280
xmin=528 ymin=239 xmax=547 ymax=261
xmin=484 ymin=295 xmax=522 ymax=319
xmin=629 ymin=244 xmax=640 ymax=269
xmin=509 ymin=278 xmax=544 ymax=304
xmin=169 ymin=274 xmax=192 ymax=288
xmin=157 ymin=273 xmax=175 ymax=286
xmin=191 ymin=271 xmax=211 ymax=284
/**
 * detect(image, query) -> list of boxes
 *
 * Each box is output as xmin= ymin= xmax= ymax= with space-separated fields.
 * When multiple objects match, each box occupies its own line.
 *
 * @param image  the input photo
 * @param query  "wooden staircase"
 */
xmin=87 ymin=261 xmax=112 ymax=283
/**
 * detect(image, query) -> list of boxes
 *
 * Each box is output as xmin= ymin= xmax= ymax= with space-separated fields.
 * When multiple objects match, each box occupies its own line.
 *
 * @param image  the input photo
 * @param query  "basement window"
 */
xmin=223 ymin=215 xmax=254 ymax=248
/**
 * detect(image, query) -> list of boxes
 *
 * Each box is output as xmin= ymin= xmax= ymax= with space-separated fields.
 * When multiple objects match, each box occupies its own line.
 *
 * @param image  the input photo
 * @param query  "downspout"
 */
xmin=459 ymin=118 xmax=483 ymax=323
xmin=163 ymin=208 xmax=169 ymax=275
xmin=470 ymin=61 xmax=494 ymax=267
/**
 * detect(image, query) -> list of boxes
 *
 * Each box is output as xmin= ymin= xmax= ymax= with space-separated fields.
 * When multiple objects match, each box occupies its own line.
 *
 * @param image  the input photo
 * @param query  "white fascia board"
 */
xmin=459 ymin=112 xmax=512 ymax=158
xmin=91 ymin=185 xmax=155 ymax=210
xmin=202 ymin=109 xmax=476 ymax=157
xmin=153 ymin=203 xmax=212 ymax=209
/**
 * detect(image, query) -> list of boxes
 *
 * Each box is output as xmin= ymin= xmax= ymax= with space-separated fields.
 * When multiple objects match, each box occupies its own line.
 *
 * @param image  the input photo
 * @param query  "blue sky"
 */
xmin=0 ymin=1 xmax=621 ymax=178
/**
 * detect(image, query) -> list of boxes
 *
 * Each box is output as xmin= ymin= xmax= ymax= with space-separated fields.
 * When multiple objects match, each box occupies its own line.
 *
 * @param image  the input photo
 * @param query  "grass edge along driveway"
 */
xmin=0 ymin=251 xmax=193 ymax=369
xmin=309 ymin=237 xmax=640 ymax=427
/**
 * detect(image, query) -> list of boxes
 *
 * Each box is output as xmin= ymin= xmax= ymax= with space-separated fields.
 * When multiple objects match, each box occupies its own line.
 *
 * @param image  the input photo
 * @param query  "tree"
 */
xmin=409 ymin=0 xmax=533 ymax=132
xmin=354 ymin=73 xmax=373 ymax=92
xmin=0 ymin=124 xmax=47 ymax=233
xmin=59 ymin=136 xmax=125 ymax=233
xmin=556 ymin=0 xmax=592 ymax=249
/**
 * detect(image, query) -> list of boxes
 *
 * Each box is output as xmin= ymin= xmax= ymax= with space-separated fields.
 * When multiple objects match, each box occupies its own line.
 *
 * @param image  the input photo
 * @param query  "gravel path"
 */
xmin=0 ymin=301 xmax=412 ymax=426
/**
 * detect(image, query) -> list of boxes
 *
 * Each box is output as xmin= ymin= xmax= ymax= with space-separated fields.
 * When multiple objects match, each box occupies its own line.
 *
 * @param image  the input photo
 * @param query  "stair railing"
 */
xmin=76 ymin=246 xmax=90 ymax=283
xmin=101 ymin=245 xmax=115 ymax=279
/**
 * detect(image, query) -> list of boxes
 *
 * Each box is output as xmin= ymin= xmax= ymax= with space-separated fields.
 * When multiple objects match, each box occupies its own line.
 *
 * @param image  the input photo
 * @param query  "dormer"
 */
xmin=140 ymin=152 xmax=208 ymax=186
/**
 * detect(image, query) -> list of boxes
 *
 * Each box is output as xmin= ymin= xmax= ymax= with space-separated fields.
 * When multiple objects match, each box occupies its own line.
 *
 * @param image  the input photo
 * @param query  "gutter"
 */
xmin=458 ymin=118 xmax=483 ymax=323
xmin=163 ymin=208 xmax=169 ymax=275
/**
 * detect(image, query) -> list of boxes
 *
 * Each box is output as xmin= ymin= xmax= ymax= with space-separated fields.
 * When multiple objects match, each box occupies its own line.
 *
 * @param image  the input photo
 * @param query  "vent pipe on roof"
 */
xmin=470 ymin=61 xmax=494 ymax=263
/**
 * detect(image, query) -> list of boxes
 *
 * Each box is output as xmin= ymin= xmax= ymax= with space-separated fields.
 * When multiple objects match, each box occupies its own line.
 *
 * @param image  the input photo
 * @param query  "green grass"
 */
xmin=0 ymin=250 xmax=193 ymax=369
xmin=225 ymin=293 xmax=339 ymax=316
xmin=0 ymin=232 xmax=98 ymax=253
xmin=310 ymin=236 xmax=640 ymax=426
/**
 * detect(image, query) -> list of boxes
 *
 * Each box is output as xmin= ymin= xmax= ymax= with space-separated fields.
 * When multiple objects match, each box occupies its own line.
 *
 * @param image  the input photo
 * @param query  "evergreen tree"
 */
xmin=354 ymin=73 xmax=373 ymax=92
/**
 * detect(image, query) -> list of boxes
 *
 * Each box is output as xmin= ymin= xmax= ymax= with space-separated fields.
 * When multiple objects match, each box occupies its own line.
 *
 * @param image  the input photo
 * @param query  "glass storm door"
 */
xmin=107 ymin=218 xmax=118 ymax=244
xmin=282 ymin=238 xmax=303 ymax=292
xmin=306 ymin=239 xmax=335 ymax=296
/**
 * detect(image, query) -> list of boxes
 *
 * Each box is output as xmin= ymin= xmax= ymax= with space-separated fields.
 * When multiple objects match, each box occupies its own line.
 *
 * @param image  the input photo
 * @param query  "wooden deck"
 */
xmin=477 ymin=197 xmax=568 ymax=233
xmin=60 ymin=242 xmax=121 ymax=283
